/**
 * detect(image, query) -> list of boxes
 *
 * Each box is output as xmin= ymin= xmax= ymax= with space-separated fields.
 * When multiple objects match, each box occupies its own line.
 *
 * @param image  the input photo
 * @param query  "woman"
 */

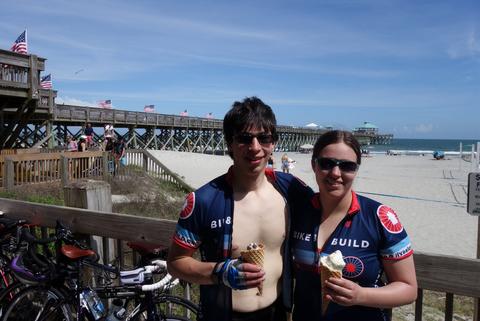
xmin=291 ymin=130 xmax=417 ymax=321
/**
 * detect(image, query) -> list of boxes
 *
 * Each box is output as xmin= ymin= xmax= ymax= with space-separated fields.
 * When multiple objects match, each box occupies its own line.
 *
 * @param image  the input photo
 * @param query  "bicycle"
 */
xmin=1 ymin=220 xmax=200 ymax=321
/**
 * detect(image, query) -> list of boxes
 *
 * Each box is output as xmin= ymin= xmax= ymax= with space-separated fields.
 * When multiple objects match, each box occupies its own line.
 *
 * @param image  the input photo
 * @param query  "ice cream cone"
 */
xmin=241 ymin=243 xmax=265 ymax=295
xmin=320 ymin=265 xmax=342 ymax=315
xmin=319 ymin=250 xmax=345 ymax=315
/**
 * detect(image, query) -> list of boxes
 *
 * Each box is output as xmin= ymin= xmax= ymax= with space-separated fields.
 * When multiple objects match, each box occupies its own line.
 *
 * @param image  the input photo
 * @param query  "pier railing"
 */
xmin=0 ymin=48 xmax=46 ymax=100
xmin=0 ymin=197 xmax=479 ymax=321
xmin=0 ymin=149 xmax=194 ymax=193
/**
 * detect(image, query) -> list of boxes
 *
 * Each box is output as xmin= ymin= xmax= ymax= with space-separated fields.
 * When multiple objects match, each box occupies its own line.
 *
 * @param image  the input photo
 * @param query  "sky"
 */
xmin=2 ymin=0 xmax=479 ymax=139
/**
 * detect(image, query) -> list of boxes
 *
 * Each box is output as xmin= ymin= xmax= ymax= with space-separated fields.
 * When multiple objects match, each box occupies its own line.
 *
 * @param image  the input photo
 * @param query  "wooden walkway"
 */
xmin=0 ymin=48 xmax=393 ymax=151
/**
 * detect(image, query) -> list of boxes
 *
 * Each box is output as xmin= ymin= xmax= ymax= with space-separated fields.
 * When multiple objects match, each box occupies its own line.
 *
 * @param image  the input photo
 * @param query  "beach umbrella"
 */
xmin=305 ymin=123 xmax=318 ymax=128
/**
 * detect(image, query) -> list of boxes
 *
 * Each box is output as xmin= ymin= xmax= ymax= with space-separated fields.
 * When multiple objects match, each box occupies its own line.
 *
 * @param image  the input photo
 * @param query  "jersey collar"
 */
xmin=311 ymin=190 xmax=360 ymax=216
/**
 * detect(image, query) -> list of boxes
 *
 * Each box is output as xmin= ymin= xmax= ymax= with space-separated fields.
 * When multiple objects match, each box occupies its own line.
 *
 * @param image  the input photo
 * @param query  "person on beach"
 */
xmin=291 ymin=130 xmax=417 ymax=321
xmin=267 ymin=154 xmax=275 ymax=169
xmin=281 ymin=154 xmax=290 ymax=173
xmin=167 ymin=97 xmax=313 ymax=321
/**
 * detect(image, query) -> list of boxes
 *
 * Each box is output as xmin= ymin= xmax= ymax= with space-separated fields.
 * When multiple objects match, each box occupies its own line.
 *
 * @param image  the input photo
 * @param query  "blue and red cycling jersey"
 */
xmin=291 ymin=191 xmax=413 ymax=321
xmin=173 ymin=167 xmax=314 ymax=321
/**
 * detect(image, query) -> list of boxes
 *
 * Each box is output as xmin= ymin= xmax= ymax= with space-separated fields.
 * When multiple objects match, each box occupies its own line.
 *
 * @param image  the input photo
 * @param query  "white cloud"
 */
xmin=415 ymin=124 xmax=433 ymax=133
xmin=56 ymin=96 xmax=96 ymax=107
xmin=446 ymin=26 xmax=480 ymax=59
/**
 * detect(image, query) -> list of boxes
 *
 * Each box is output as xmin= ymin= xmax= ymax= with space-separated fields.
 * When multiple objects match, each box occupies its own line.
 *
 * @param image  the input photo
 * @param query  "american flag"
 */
xmin=98 ymin=99 xmax=112 ymax=109
xmin=11 ymin=30 xmax=28 ymax=54
xmin=144 ymin=104 xmax=155 ymax=113
xmin=40 ymin=74 xmax=52 ymax=89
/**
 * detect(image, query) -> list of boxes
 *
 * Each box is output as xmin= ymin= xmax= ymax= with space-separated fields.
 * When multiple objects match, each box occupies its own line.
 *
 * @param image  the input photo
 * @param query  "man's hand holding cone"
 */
xmin=240 ymin=242 xmax=265 ymax=295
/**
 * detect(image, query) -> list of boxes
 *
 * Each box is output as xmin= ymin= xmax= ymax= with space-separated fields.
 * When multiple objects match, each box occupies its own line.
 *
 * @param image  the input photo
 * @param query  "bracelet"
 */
xmin=211 ymin=261 xmax=223 ymax=285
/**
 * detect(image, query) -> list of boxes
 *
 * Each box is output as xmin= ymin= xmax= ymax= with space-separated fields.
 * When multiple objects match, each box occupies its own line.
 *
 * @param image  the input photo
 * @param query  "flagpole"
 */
xmin=25 ymin=29 xmax=28 ymax=53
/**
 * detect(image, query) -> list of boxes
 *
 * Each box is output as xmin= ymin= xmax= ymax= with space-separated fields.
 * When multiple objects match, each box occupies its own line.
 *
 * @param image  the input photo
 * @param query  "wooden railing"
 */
xmin=0 ymin=197 xmax=479 ymax=321
xmin=0 ymin=149 xmax=194 ymax=193
xmin=0 ymin=48 xmax=46 ymax=100
xmin=0 ymin=151 xmax=106 ymax=189
xmin=139 ymin=149 xmax=194 ymax=193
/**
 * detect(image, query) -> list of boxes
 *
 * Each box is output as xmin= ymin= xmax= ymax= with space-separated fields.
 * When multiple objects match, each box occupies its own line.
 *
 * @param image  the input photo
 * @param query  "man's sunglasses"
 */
xmin=315 ymin=157 xmax=359 ymax=173
xmin=234 ymin=132 xmax=275 ymax=145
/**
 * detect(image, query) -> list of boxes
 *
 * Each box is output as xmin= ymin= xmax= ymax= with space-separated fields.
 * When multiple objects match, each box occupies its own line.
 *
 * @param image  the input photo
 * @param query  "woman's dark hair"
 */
xmin=312 ymin=130 xmax=362 ymax=165
xmin=223 ymin=97 xmax=278 ymax=156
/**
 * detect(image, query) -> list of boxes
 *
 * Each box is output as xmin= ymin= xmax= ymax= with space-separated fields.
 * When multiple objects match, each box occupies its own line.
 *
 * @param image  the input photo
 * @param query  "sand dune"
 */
xmin=149 ymin=150 xmax=478 ymax=258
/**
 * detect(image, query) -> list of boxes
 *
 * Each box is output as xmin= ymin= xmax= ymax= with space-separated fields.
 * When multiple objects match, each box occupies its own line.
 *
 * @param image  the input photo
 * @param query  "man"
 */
xmin=167 ymin=97 xmax=313 ymax=321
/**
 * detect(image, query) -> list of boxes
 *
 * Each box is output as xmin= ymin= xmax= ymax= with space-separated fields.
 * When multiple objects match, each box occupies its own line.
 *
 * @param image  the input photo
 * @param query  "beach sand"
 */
xmin=149 ymin=150 xmax=478 ymax=258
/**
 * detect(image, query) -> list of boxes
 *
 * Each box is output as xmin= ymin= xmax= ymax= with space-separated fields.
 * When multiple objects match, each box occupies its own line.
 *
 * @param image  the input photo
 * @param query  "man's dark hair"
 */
xmin=312 ymin=130 xmax=362 ymax=165
xmin=223 ymin=97 xmax=279 ymax=150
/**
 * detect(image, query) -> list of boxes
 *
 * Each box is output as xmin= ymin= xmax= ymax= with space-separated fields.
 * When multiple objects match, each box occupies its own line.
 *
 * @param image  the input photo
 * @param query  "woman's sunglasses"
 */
xmin=234 ymin=132 xmax=274 ymax=145
xmin=315 ymin=157 xmax=359 ymax=173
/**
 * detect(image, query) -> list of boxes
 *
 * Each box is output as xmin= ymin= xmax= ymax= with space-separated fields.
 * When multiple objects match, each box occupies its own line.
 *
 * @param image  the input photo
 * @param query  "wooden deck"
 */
xmin=0 ymin=193 xmax=479 ymax=320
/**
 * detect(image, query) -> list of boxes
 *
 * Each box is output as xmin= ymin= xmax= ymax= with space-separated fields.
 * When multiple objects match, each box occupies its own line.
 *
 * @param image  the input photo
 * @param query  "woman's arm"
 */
xmin=325 ymin=255 xmax=417 ymax=308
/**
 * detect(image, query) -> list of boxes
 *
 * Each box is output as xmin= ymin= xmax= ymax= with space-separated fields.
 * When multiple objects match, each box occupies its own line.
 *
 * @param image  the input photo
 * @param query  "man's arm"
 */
xmin=167 ymin=242 xmax=217 ymax=285
xmin=167 ymin=242 xmax=266 ymax=287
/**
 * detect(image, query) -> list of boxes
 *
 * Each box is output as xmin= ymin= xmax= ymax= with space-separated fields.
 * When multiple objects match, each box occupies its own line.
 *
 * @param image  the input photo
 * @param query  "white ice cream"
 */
xmin=247 ymin=242 xmax=260 ymax=250
xmin=320 ymin=250 xmax=346 ymax=271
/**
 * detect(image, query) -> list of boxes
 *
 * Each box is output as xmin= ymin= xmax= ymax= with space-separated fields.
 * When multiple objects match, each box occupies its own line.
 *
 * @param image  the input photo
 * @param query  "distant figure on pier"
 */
xmin=180 ymin=109 xmax=188 ymax=116
xmin=83 ymin=123 xmax=94 ymax=148
xmin=103 ymin=136 xmax=115 ymax=152
xmin=77 ymin=135 xmax=87 ymax=152
xmin=104 ymin=124 xmax=115 ymax=139
xmin=206 ymin=112 xmax=213 ymax=119
xmin=66 ymin=136 xmax=77 ymax=152
xmin=113 ymin=137 xmax=126 ymax=176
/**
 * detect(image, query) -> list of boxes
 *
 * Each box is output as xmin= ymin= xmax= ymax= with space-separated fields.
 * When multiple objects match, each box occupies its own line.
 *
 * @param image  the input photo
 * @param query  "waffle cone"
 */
xmin=241 ymin=244 xmax=264 ymax=295
xmin=320 ymin=265 xmax=342 ymax=315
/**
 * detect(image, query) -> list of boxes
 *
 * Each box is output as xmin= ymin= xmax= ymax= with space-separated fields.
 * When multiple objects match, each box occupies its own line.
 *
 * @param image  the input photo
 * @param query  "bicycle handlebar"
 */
xmin=139 ymin=260 xmax=180 ymax=292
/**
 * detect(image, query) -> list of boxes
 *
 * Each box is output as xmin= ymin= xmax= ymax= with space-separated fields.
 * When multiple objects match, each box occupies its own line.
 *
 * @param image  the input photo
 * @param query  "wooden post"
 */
xmin=60 ymin=155 xmax=69 ymax=187
xmin=4 ymin=158 xmax=14 ymax=191
xmin=102 ymin=152 xmax=109 ymax=181
xmin=143 ymin=152 xmax=148 ymax=173
xmin=46 ymin=121 xmax=53 ymax=149
xmin=63 ymin=179 xmax=115 ymax=264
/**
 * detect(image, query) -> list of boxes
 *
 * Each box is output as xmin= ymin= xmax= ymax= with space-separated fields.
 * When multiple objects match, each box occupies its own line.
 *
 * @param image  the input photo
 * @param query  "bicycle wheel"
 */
xmin=1 ymin=285 xmax=74 ymax=321
xmin=129 ymin=295 xmax=200 ymax=321
xmin=0 ymin=282 xmax=25 ymax=319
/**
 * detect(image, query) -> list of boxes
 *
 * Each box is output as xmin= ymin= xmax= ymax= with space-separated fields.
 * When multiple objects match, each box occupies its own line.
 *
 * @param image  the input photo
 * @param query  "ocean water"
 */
xmin=368 ymin=138 xmax=479 ymax=153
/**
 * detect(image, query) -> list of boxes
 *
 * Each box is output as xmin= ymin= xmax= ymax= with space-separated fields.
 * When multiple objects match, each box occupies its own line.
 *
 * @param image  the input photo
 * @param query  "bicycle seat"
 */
xmin=61 ymin=244 xmax=97 ymax=259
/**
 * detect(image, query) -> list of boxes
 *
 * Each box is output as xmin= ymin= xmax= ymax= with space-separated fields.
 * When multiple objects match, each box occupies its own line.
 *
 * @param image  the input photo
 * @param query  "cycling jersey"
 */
xmin=291 ymin=191 xmax=413 ymax=321
xmin=173 ymin=167 xmax=313 ymax=321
